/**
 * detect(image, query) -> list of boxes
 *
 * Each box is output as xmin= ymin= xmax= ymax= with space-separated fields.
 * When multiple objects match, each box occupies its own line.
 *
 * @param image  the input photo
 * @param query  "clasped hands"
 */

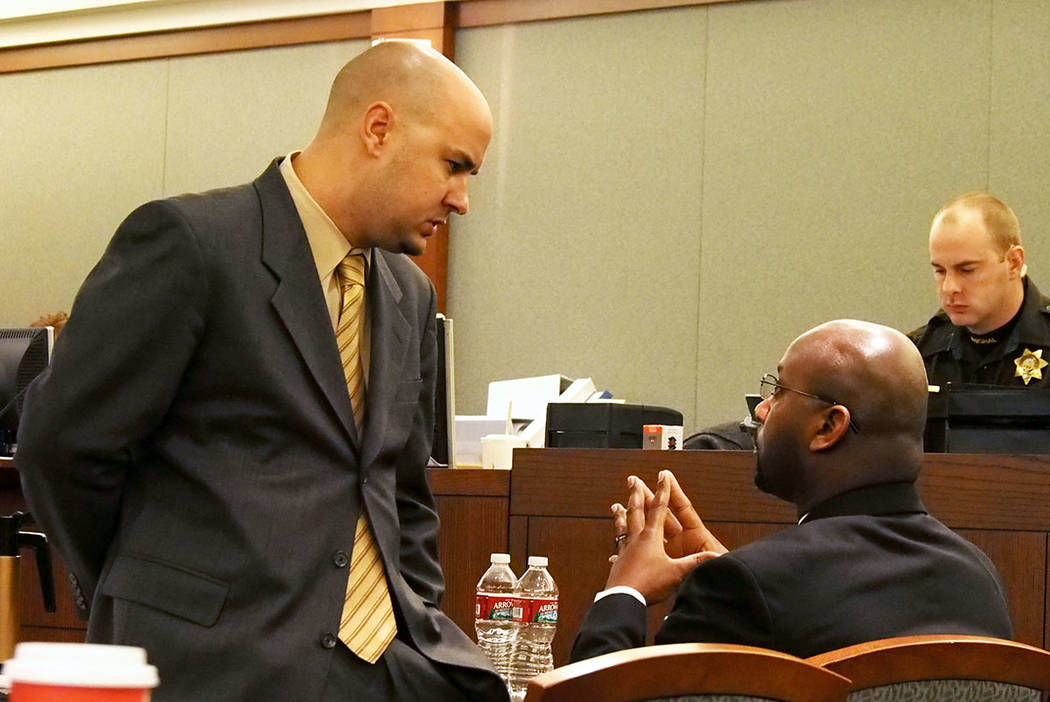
xmin=605 ymin=470 xmax=728 ymax=605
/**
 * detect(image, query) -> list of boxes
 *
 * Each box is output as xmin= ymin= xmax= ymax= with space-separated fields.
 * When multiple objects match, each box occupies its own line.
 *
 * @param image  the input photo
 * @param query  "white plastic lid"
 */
xmin=4 ymin=643 xmax=159 ymax=688
xmin=490 ymin=553 xmax=511 ymax=564
xmin=528 ymin=556 xmax=548 ymax=567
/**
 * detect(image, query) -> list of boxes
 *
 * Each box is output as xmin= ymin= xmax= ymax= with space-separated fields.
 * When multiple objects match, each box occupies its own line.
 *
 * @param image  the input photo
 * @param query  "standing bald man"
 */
xmin=18 ymin=43 xmax=507 ymax=701
xmin=571 ymin=321 xmax=1012 ymax=662
xmin=910 ymin=192 xmax=1050 ymax=388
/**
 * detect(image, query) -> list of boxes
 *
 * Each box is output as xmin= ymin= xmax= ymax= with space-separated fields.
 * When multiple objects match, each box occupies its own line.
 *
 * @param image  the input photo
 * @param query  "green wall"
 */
xmin=0 ymin=38 xmax=367 ymax=331
xmin=2 ymin=0 xmax=1048 ymax=430
xmin=452 ymin=0 xmax=1050 ymax=429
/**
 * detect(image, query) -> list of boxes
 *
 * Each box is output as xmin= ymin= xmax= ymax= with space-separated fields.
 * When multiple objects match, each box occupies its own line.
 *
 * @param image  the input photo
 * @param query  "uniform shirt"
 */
xmin=909 ymin=277 xmax=1050 ymax=389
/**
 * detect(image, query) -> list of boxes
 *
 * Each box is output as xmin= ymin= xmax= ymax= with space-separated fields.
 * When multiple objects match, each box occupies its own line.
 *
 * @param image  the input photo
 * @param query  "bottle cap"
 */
xmin=490 ymin=553 xmax=511 ymax=564
xmin=527 ymin=556 xmax=548 ymax=567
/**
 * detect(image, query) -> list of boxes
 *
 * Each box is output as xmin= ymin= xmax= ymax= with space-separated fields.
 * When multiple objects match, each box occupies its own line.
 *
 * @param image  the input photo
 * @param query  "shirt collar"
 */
xmin=278 ymin=152 xmax=369 ymax=281
xmin=798 ymin=481 xmax=926 ymax=525
xmin=1013 ymin=277 xmax=1050 ymax=348
xmin=943 ymin=277 xmax=1047 ymax=362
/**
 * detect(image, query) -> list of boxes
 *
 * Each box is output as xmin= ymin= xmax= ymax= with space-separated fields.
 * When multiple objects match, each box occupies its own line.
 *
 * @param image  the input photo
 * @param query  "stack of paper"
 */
xmin=519 ymin=377 xmax=599 ymax=447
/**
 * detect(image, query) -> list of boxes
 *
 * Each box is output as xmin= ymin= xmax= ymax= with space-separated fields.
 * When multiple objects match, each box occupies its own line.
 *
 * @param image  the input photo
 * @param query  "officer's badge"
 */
xmin=1013 ymin=348 xmax=1048 ymax=385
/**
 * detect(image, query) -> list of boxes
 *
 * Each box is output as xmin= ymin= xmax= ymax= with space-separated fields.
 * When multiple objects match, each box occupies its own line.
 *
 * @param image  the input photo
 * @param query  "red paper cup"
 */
xmin=4 ymin=643 xmax=159 ymax=701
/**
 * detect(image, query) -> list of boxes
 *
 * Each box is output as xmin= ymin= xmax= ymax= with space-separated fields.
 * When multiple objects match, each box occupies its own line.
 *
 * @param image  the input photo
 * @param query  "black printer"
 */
xmin=545 ymin=403 xmax=683 ymax=449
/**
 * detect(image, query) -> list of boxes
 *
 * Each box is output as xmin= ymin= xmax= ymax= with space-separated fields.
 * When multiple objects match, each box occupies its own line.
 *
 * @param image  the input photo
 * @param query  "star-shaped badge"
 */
xmin=1014 ymin=348 xmax=1048 ymax=385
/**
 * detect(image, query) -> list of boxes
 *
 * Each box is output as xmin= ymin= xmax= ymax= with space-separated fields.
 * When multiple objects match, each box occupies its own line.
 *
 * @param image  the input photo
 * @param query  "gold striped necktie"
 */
xmin=335 ymin=253 xmax=397 ymax=663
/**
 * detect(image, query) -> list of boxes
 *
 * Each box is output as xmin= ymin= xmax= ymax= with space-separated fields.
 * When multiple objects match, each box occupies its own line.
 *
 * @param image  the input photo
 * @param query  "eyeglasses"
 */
xmin=759 ymin=373 xmax=860 ymax=434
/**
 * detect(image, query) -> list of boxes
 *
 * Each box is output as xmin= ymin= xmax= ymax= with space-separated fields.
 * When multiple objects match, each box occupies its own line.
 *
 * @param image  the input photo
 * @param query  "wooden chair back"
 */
xmin=808 ymin=635 xmax=1050 ymax=701
xmin=524 ymin=643 xmax=851 ymax=702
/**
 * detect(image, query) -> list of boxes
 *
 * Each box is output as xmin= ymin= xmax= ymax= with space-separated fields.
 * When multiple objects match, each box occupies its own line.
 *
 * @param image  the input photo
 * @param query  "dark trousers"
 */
xmin=321 ymin=637 xmax=481 ymax=702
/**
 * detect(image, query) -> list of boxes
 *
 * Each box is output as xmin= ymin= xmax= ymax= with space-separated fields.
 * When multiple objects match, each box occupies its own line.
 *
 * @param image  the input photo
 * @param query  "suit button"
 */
xmin=361 ymin=477 xmax=369 ymax=486
xmin=320 ymin=633 xmax=338 ymax=649
xmin=333 ymin=550 xmax=349 ymax=568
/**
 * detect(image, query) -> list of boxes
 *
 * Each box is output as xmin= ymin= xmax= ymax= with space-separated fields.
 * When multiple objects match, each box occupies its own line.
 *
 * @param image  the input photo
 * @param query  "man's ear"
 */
xmin=1006 ymin=245 xmax=1026 ymax=280
xmin=809 ymin=406 xmax=851 ymax=452
xmin=361 ymin=102 xmax=394 ymax=157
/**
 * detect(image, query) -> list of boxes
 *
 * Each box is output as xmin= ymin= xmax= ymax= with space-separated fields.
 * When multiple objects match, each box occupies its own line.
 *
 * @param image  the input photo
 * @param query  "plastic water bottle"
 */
xmin=474 ymin=553 xmax=522 ymax=688
xmin=507 ymin=556 xmax=558 ymax=702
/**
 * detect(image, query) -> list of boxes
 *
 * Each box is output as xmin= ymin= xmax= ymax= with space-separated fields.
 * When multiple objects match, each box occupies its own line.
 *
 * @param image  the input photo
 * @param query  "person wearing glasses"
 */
xmin=910 ymin=192 xmax=1050 ymax=388
xmin=570 ymin=320 xmax=1011 ymax=662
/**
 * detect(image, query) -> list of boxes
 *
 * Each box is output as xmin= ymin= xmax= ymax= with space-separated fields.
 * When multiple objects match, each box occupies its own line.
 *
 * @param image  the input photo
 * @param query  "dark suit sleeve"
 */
xmin=17 ymin=200 xmax=207 ymax=606
xmin=654 ymin=553 xmax=775 ymax=649
xmin=394 ymin=282 xmax=445 ymax=606
xmin=570 ymin=593 xmax=649 ymax=662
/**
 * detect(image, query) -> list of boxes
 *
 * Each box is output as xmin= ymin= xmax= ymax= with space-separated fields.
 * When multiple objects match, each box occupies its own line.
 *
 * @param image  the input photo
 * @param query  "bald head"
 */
xmin=316 ymin=41 xmax=490 ymax=141
xmin=754 ymin=320 xmax=929 ymax=511
xmin=788 ymin=320 xmax=928 ymax=443
xmin=933 ymin=192 xmax=1021 ymax=256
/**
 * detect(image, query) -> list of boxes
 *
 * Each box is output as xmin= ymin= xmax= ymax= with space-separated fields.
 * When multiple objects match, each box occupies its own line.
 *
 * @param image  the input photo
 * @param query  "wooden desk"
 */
xmin=5 ymin=451 xmax=1050 ymax=670
xmin=2 ymin=456 xmax=88 ymax=643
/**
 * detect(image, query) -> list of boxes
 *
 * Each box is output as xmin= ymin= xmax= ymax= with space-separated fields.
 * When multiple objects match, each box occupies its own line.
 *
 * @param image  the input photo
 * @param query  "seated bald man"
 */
xmin=911 ymin=192 xmax=1050 ymax=387
xmin=571 ymin=320 xmax=1012 ymax=662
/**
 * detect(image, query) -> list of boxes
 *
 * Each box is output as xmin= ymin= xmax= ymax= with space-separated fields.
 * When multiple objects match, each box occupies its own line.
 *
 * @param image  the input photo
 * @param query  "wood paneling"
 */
xmin=373 ymin=3 xmax=453 ymax=34
xmin=919 ymin=454 xmax=1050 ymax=531
xmin=957 ymin=529 xmax=1046 ymax=648
xmin=457 ymin=0 xmax=735 ymax=27
xmin=510 ymin=449 xmax=793 ymax=522
xmin=1 ymin=459 xmax=83 ymax=645
xmin=509 ymin=514 xmax=529 ymax=576
xmin=511 ymin=449 xmax=1050 ymax=531
xmin=0 ymin=0 xmax=758 ymax=75
xmin=526 ymin=516 xmax=611 ymax=665
xmin=17 ymin=627 xmax=85 ymax=644
xmin=430 ymin=466 xmax=509 ymax=497
xmin=435 ymin=493 xmax=510 ymax=637
xmin=431 ymin=468 xmax=511 ymax=639
xmin=1046 ymin=535 xmax=1050 ymax=650
xmin=0 ymin=12 xmax=371 ymax=74
xmin=18 ymin=549 xmax=79 ymax=630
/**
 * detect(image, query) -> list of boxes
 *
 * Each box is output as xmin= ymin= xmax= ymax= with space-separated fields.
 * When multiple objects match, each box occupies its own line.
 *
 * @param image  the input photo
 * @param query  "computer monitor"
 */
xmin=0 ymin=327 xmax=54 ymax=456
xmin=924 ymin=382 xmax=1050 ymax=453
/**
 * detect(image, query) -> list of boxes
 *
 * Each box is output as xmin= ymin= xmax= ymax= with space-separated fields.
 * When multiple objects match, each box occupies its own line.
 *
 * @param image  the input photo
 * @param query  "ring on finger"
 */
xmin=614 ymin=533 xmax=628 ymax=546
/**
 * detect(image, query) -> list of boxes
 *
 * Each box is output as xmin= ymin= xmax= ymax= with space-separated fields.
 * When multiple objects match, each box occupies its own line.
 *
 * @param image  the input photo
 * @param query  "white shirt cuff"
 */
xmin=594 ymin=585 xmax=646 ymax=606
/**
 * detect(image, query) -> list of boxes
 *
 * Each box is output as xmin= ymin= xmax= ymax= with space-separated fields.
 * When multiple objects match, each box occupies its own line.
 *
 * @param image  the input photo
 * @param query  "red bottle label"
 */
xmin=523 ymin=596 xmax=558 ymax=623
xmin=475 ymin=594 xmax=525 ymax=621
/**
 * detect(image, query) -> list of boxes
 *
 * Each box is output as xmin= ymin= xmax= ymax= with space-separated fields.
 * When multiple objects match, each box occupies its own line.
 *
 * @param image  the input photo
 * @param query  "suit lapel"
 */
xmin=362 ymin=250 xmax=408 ymax=468
xmin=255 ymin=161 xmax=360 ymax=449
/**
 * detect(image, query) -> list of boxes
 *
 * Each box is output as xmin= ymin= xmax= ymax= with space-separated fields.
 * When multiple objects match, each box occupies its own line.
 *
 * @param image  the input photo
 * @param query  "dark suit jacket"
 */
xmin=17 ymin=162 xmax=504 ymax=701
xmin=571 ymin=482 xmax=1013 ymax=662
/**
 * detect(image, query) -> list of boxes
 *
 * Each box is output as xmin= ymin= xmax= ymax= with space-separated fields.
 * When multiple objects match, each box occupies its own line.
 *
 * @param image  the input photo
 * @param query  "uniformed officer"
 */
xmin=910 ymin=192 xmax=1050 ymax=388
